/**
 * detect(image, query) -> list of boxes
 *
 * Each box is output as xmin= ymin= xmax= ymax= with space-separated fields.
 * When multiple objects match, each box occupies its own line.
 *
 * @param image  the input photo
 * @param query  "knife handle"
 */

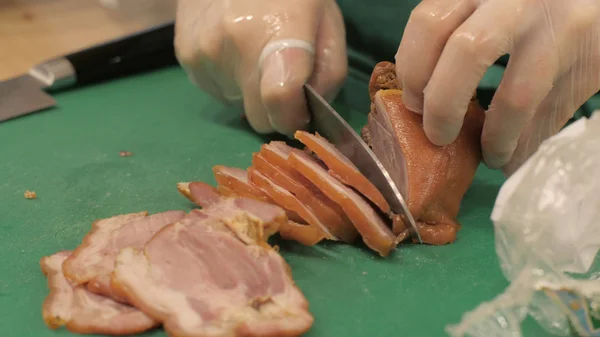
xmin=60 ymin=21 xmax=178 ymax=88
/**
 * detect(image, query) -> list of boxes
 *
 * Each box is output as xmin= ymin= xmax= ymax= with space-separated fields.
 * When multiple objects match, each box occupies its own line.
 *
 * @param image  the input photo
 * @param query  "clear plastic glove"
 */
xmin=395 ymin=0 xmax=600 ymax=176
xmin=174 ymin=0 xmax=347 ymax=135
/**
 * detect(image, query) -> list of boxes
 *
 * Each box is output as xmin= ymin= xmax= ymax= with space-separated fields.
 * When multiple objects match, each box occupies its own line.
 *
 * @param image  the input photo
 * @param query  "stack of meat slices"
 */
xmin=179 ymin=131 xmax=402 ymax=257
xmin=39 ymin=189 xmax=314 ymax=337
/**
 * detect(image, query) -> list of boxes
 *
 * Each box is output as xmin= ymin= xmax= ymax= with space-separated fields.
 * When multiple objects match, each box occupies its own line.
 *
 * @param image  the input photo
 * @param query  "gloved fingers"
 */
xmin=242 ymin=69 xmax=275 ymax=134
xmin=174 ymin=0 xmax=234 ymax=102
xmin=252 ymin=4 xmax=323 ymax=136
xmin=503 ymin=58 xmax=600 ymax=177
xmin=481 ymin=30 xmax=558 ymax=169
xmin=395 ymin=0 xmax=476 ymax=114
xmin=482 ymin=3 xmax=600 ymax=170
xmin=179 ymin=61 xmax=227 ymax=103
xmin=259 ymin=41 xmax=316 ymax=135
xmin=204 ymin=37 xmax=244 ymax=103
xmin=422 ymin=0 xmax=524 ymax=147
xmin=306 ymin=1 xmax=348 ymax=104
xmin=201 ymin=57 xmax=244 ymax=104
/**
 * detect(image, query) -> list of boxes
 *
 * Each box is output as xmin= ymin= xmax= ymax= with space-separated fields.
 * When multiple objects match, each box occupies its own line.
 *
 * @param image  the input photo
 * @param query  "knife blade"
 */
xmin=303 ymin=84 xmax=422 ymax=243
xmin=0 ymin=21 xmax=177 ymax=123
xmin=0 ymin=76 xmax=56 ymax=122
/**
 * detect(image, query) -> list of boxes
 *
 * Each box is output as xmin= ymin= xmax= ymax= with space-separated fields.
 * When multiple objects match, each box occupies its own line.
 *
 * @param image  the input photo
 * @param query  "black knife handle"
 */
xmin=65 ymin=21 xmax=178 ymax=86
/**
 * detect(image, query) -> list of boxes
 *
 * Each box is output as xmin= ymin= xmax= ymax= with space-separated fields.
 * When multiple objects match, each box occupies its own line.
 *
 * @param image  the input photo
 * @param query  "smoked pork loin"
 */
xmin=364 ymin=61 xmax=485 ymax=244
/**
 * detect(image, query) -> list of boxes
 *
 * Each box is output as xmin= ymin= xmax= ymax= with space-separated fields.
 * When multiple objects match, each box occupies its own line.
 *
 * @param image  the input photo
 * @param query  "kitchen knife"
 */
xmin=303 ymin=84 xmax=422 ymax=243
xmin=0 ymin=21 xmax=178 ymax=123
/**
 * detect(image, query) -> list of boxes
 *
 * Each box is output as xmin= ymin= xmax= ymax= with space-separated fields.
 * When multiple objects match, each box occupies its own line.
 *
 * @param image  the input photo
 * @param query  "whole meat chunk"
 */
xmin=62 ymin=210 xmax=186 ymax=302
xmin=40 ymin=251 xmax=158 ymax=335
xmin=111 ymin=208 xmax=314 ymax=337
xmin=365 ymin=61 xmax=485 ymax=244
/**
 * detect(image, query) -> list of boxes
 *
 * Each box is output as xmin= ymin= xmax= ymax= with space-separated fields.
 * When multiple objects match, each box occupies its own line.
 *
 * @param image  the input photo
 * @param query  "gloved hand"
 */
xmin=174 ymin=0 xmax=347 ymax=135
xmin=395 ymin=0 xmax=600 ymax=176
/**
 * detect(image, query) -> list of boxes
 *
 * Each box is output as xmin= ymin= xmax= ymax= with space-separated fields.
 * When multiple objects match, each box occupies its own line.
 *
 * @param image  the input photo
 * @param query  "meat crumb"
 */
xmin=24 ymin=190 xmax=37 ymax=199
xmin=119 ymin=151 xmax=133 ymax=157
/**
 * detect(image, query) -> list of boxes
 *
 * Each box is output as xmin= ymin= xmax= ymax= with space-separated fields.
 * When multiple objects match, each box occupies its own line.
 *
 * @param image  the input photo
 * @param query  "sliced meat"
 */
xmin=182 ymin=179 xmax=323 ymax=245
xmin=212 ymin=165 xmax=305 ymax=224
xmin=183 ymin=181 xmax=287 ymax=241
xmin=62 ymin=210 xmax=186 ymax=302
xmin=213 ymin=165 xmax=273 ymax=203
xmin=252 ymin=152 xmax=357 ymax=243
xmin=278 ymin=220 xmax=327 ymax=246
xmin=366 ymin=61 xmax=484 ymax=241
xmin=217 ymin=185 xmax=237 ymax=198
xmin=260 ymin=142 xmax=321 ymax=188
xmin=294 ymin=130 xmax=391 ymax=214
xmin=260 ymin=142 xmax=349 ymax=219
xmin=287 ymin=149 xmax=397 ymax=257
xmin=198 ymin=198 xmax=286 ymax=244
xmin=177 ymin=182 xmax=194 ymax=201
xmin=247 ymin=167 xmax=332 ymax=241
xmin=177 ymin=181 xmax=221 ymax=207
xmin=61 ymin=211 xmax=147 ymax=286
xmin=40 ymin=251 xmax=158 ymax=335
xmin=111 ymin=210 xmax=314 ymax=337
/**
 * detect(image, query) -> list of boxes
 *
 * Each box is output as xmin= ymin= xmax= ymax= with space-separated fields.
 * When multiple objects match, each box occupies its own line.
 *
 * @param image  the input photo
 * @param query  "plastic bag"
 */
xmin=446 ymin=111 xmax=600 ymax=337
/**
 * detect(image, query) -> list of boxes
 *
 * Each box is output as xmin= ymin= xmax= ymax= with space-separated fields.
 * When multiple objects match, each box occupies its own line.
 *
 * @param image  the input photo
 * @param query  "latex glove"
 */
xmin=174 ymin=0 xmax=347 ymax=135
xmin=395 ymin=0 xmax=600 ymax=176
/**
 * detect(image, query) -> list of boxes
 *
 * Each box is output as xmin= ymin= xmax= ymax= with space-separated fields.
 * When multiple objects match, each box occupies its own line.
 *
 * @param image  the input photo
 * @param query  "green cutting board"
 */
xmin=0 ymin=66 xmax=555 ymax=337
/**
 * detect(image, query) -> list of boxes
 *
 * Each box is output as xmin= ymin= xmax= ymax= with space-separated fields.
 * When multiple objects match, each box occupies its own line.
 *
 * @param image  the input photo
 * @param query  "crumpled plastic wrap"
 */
xmin=446 ymin=111 xmax=600 ymax=337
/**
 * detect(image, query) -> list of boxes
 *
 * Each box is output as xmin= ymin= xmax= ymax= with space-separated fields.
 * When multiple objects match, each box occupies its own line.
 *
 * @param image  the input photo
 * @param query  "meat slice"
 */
xmin=365 ymin=61 xmax=484 ymax=242
xmin=62 ymin=210 xmax=186 ymax=302
xmin=218 ymin=185 xmax=242 ymax=198
xmin=247 ymin=167 xmax=332 ymax=241
xmin=178 ymin=181 xmax=221 ymax=206
xmin=111 ymin=209 xmax=314 ymax=337
xmin=213 ymin=165 xmax=272 ymax=203
xmin=294 ymin=130 xmax=390 ymax=214
xmin=212 ymin=165 xmax=305 ymax=224
xmin=178 ymin=181 xmax=286 ymax=241
xmin=260 ymin=142 xmax=350 ymax=219
xmin=287 ymin=149 xmax=397 ymax=257
xmin=40 ymin=251 xmax=158 ymax=335
xmin=178 ymin=180 xmax=323 ymax=245
xmin=278 ymin=220 xmax=327 ymax=246
xmin=260 ymin=142 xmax=326 ymax=188
xmin=60 ymin=211 xmax=147 ymax=301
xmin=252 ymin=152 xmax=358 ymax=243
